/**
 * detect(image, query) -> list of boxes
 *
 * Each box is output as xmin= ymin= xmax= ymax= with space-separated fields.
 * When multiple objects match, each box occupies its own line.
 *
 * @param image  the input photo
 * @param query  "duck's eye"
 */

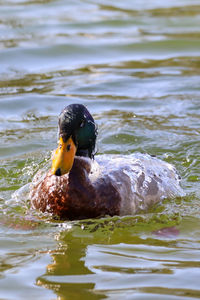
xmin=66 ymin=144 xmax=71 ymax=151
xmin=80 ymin=120 xmax=85 ymax=128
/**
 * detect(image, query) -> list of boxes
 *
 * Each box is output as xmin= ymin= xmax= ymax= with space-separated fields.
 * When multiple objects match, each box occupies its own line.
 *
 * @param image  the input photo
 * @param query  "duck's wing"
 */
xmin=92 ymin=154 xmax=184 ymax=215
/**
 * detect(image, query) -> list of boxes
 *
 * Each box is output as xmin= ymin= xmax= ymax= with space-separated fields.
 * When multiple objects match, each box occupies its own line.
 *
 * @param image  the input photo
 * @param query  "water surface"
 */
xmin=0 ymin=0 xmax=200 ymax=299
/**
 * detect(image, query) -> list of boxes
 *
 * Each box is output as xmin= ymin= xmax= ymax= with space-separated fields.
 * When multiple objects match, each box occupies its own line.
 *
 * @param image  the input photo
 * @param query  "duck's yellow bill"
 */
xmin=51 ymin=136 xmax=77 ymax=176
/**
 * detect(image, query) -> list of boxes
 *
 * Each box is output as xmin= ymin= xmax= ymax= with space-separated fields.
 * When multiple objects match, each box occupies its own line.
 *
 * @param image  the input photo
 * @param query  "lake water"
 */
xmin=0 ymin=0 xmax=200 ymax=299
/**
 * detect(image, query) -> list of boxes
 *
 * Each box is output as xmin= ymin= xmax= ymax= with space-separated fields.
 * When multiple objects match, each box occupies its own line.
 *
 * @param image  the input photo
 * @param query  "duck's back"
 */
xmin=90 ymin=153 xmax=184 ymax=216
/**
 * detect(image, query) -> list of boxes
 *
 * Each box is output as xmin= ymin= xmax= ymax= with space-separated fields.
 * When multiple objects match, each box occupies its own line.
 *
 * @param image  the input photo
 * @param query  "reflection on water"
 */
xmin=0 ymin=0 xmax=200 ymax=299
xmin=36 ymin=217 xmax=200 ymax=299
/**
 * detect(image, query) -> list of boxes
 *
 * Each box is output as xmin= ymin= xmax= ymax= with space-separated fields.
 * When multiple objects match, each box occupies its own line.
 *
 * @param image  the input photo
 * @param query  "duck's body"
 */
xmin=30 ymin=103 xmax=184 ymax=219
xmin=31 ymin=152 xmax=184 ymax=220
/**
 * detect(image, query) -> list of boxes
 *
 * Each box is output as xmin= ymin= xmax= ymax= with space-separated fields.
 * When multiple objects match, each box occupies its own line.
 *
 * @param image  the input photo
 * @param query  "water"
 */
xmin=0 ymin=0 xmax=200 ymax=299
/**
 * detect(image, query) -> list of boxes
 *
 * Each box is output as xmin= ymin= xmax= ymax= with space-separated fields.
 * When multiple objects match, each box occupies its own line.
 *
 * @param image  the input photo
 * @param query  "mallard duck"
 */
xmin=30 ymin=104 xmax=184 ymax=220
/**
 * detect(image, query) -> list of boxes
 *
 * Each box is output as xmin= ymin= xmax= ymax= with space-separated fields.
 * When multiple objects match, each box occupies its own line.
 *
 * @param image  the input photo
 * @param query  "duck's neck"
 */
xmin=75 ymin=148 xmax=93 ymax=158
xmin=69 ymin=156 xmax=92 ymax=182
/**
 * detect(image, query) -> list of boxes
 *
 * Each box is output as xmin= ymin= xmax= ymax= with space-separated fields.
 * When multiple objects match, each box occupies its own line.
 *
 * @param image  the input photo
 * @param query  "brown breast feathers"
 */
xmin=30 ymin=157 xmax=121 ymax=220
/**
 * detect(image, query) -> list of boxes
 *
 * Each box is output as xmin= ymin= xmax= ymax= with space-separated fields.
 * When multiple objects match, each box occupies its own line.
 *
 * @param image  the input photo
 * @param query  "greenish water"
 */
xmin=0 ymin=0 xmax=200 ymax=299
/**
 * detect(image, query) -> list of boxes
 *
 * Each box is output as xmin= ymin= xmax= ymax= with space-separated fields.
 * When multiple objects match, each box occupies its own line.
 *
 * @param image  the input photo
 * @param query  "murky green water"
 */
xmin=0 ymin=0 xmax=200 ymax=299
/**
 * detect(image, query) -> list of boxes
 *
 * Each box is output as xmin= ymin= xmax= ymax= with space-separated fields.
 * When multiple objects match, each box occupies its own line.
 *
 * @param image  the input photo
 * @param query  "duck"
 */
xmin=30 ymin=103 xmax=184 ymax=220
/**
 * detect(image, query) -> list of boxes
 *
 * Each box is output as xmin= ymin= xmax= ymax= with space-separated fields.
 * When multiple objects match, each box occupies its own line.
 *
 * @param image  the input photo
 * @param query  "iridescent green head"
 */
xmin=51 ymin=104 xmax=97 ymax=176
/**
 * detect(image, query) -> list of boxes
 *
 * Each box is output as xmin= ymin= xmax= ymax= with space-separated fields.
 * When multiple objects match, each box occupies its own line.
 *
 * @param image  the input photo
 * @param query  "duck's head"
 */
xmin=51 ymin=104 xmax=97 ymax=176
